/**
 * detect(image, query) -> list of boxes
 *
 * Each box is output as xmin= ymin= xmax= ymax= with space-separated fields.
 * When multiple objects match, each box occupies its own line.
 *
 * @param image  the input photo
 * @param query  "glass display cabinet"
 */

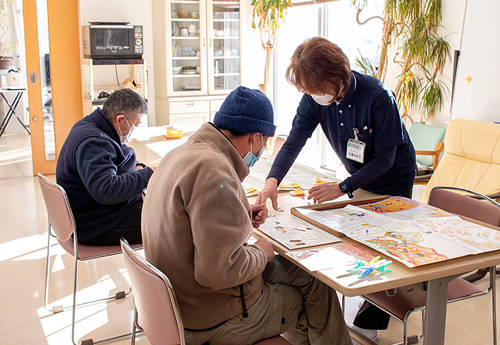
xmin=167 ymin=0 xmax=242 ymax=96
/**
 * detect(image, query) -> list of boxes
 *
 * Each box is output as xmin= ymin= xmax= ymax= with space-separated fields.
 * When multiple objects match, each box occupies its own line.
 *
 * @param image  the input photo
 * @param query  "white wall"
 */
xmin=240 ymin=0 xmax=267 ymax=93
xmin=382 ymin=0 xmax=467 ymax=128
xmin=79 ymin=0 xmax=156 ymax=126
xmin=451 ymin=0 xmax=500 ymax=123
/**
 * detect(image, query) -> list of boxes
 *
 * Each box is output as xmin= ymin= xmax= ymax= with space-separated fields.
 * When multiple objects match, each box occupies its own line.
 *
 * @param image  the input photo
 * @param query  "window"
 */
xmin=273 ymin=1 xmax=383 ymax=174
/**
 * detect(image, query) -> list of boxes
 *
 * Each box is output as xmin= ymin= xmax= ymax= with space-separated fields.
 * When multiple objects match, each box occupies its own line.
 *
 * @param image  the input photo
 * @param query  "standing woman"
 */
xmin=256 ymin=37 xmax=416 ymax=338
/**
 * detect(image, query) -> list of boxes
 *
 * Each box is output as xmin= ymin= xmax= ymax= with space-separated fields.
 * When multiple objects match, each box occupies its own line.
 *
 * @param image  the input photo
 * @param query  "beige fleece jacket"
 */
xmin=142 ymin=123 xmax=267 ymax=330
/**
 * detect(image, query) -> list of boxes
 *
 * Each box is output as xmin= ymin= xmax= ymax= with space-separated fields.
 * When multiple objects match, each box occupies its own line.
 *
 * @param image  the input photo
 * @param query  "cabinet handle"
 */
xmin=203 ymin=38 xmax=205 ymax=47
xmin=185 ymin=103 xmax=195 ymax=107
xmin=210 ymin=38 xmax=212 ymax=47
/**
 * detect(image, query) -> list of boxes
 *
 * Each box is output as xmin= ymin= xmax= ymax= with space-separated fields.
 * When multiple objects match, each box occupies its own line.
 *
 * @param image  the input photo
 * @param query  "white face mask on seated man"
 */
xmin=118 ymin=116 xmax=139 ymax=145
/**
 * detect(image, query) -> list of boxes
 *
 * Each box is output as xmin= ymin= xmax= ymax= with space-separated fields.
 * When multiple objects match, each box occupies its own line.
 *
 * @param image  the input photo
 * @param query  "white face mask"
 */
xmin=311 ymin=82 xmax=344 ymax=106
xmin=118 ymin=117 xmax=135 ymax=144
xmin=312 ymin=94 xmax=335 ymax=106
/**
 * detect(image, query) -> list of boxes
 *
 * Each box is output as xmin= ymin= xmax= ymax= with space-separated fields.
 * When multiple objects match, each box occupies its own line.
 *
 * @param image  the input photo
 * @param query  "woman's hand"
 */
xmin=307 ymin=183 xmax=343 ymax=203
xmin=255 ymin=178 xmax=279 ymax=211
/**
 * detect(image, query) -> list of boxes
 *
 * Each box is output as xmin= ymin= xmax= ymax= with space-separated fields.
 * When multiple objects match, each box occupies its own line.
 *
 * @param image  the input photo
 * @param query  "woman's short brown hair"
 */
xmin=286 ymin=37 xmax=351 ymax=100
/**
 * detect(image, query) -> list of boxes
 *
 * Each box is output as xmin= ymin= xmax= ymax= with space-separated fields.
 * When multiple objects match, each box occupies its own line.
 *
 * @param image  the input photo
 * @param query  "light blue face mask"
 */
xmin=243 ymin=134 xmax=265 ymax=168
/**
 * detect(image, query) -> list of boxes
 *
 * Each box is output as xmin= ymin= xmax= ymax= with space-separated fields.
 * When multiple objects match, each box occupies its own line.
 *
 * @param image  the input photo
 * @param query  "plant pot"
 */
xmin=0 ymin=57 xmax=14 ymax=70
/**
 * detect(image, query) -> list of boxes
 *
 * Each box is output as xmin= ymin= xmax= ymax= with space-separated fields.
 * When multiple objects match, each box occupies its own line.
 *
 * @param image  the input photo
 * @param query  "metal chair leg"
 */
xmin=44 ymin=224 xmax=130 ymax=313
xmin=491 ymin=266 xmax=497 ymax=345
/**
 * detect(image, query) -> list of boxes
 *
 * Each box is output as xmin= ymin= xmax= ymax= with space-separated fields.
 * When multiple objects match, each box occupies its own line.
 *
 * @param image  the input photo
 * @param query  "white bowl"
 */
xmin=173 ymin=67 xmax=182 ymax=75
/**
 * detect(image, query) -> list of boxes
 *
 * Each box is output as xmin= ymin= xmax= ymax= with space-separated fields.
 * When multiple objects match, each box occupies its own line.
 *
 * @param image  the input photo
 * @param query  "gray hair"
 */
xmin=102 ymin=88 xmax=147 ymax=121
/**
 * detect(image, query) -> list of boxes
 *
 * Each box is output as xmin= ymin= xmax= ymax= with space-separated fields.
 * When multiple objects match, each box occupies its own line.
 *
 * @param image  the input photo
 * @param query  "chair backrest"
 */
xmin=121 ymin=238 xmax=185 ymax=345
xmin=271 ymin=135 xmax=287 ymax=157
xmin=38 ymin=173 xmax=76 ymax=243
xmin=422 ymin=119 xmax=500 ymax=202
xmin=428 ymin=186 xmax=500 ymax=227
xmin=408 ymin=121 xmax=446 ymax=167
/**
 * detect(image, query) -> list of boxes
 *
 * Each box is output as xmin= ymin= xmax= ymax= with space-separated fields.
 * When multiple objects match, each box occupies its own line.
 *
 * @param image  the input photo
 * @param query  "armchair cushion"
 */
xmin=408 ymin=122 xmax=446 ymax=168
xmin=422 ymin=119 xmax=500 ymax=202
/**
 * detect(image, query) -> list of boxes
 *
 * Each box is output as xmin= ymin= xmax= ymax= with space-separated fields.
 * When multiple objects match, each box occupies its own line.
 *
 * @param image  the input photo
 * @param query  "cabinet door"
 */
xmin=168 ymin=0 xmax=207 ymax=97
xmin=169 ymin=113 xmax=209 ymax=129
xmin=206 ymin=0 xmax=242 ymax=95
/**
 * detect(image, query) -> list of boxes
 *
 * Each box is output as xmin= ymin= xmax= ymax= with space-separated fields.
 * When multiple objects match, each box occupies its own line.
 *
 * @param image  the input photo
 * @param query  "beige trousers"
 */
xmin=184 ymin=256 xmax=352 ymax=345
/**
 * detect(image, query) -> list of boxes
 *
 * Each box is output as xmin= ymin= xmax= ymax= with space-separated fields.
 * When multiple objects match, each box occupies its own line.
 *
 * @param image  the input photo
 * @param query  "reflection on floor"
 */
xmin=0 ymin=165 xmax=497 ymax=344
xmin=0 ymin=131 xmax=32 ymax=178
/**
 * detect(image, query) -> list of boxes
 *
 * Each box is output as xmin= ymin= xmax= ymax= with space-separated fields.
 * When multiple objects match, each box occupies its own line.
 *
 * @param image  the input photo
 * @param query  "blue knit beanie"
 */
xmin=213 ymin=86 xmax=276 ymax=137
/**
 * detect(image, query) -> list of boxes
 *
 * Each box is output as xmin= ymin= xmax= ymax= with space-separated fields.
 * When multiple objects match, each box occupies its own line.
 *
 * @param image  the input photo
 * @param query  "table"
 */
xmin=130 ymin=126 xmax=499 ymax=344
xmin=0 ymin=88 xmax=30 ymax=138
xmin=127 ymin=125 xmax=197 ymax=163
xmin=251 ymin=191 xmax=500 ymax=345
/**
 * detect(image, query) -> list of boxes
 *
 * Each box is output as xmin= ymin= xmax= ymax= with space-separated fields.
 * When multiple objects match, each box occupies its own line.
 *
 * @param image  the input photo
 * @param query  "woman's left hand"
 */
xmin=307 ymin=183 xmax=343 ymax=203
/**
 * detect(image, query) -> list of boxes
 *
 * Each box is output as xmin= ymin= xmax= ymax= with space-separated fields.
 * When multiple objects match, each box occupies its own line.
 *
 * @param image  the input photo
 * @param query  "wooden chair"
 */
xmin=360 ymin=186 xmax=498 ymax=345
xmin=38 ymin=173 xmax=142 ymax=345
xmin=120 ymin=238 xmax=292 ymax=345
xmin=407 ymin=122 xmax=446 ymax=185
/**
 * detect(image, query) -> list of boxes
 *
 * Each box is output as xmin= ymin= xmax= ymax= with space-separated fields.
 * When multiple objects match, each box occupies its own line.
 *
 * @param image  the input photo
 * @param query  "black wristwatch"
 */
xmin=136 ymin=162 xmax=146 ymax=168
xmin=339 ymin=181 xmax=354 ymax=199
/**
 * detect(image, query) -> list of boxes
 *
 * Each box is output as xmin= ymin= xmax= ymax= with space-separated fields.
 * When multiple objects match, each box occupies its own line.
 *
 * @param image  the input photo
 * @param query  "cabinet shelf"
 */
xmin=171 ymin=18 xmax=199 ymax=22
xmin=81 ymin=58 xmax=147 ymax=115
xmin=213 ymin=56 xmax=240 ymax=59
xmin=171 ymin=36 xmax=200 ymax=40
xmin=173 ymin=74 xmax=201 ymax=78
xmin=213 ymin=36 xmax=239 ymax=39
xmin=172 ymin=57 xmax=200 ymax=60
xmin=214 ymin=73 xmax=239 ymax=77
xmin=171 ymin=0 xmax=199 ymax=3
xmin=213 ymin=19 xmax=239 ymax=22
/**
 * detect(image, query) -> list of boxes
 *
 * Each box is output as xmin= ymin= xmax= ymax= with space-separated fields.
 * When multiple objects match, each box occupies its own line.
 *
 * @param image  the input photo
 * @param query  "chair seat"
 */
xmin=58 ymin=237 xmax=143 ymax=260
xmin=363 ymin=278 xmax=483 ymax=321
xmin=254 ymin=335 xmax=292 ymax=345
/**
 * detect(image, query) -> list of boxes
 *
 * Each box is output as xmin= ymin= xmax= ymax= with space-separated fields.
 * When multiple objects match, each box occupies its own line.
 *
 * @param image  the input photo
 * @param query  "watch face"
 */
xmin=340 ymin=182 xmax=349 ymax=193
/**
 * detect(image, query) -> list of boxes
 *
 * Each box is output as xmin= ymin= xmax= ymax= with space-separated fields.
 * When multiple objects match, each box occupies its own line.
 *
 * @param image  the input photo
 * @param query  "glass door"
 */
xmin=168 ymin=0 xmax=206 ymax=96
xmin=207 ymin=0 xmax=241 ymax=94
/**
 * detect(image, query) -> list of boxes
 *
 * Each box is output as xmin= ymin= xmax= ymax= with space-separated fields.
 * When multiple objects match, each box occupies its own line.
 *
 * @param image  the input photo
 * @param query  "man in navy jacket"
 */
xmin=56 ymin=88 xmax=154 ymax=245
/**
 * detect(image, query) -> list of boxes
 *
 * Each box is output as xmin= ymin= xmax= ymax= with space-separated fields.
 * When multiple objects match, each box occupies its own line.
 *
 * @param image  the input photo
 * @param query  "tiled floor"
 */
xmin=0 ymin=132 xmax=497 ymax=344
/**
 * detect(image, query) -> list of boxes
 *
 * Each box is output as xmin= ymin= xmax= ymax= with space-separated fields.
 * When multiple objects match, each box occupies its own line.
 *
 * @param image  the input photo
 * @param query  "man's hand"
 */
xmin=254 ymin=238 xmax=275 ymax=262
xmin=146 ymin=159 xmax=161 ymax=172
xmin=307 ymin=183 xmax=343 ymax=203
xmin=255 ymin=178 xmax=279 ymax=211
xmin=251 ymin=203 xmax=268 ymax=228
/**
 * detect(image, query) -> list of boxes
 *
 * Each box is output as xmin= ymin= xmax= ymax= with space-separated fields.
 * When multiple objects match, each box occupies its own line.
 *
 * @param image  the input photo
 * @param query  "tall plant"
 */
xmin=0 ymin=0 xmax=19 ymax=58
xmin=251 ymin=0 xmax=292 ymax=95
xmin=352 ymin=0 xmax=450 ymax=123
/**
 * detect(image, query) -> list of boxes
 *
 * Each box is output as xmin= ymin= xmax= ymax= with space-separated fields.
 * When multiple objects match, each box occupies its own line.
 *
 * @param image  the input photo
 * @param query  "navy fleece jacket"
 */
xmin=56 ymin=108 xmax=152 ymax=243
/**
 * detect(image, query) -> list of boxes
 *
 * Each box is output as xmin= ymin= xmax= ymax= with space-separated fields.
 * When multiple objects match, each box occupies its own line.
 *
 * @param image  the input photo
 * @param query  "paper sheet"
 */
xmin=258 ymin=215 xmax=341 ymax=250
xmin=294 ymin=197 xmax=500 ymax=267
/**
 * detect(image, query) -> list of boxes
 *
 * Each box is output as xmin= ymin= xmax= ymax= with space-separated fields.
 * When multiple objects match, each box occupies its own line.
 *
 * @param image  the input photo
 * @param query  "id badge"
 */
xmin=346 ymin=138 xmax=365 ymax=163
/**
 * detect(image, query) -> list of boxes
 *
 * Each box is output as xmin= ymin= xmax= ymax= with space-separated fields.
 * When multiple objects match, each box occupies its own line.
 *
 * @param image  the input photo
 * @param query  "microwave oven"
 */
xmin=82 ymin=23 xmax=143 ymax=59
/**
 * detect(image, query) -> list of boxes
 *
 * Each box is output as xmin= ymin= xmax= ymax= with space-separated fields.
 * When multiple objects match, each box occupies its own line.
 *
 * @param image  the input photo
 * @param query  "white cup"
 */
xmin=180 ymin=27 xmax=188 ymax=36
xmin=188 ymin=25 xmax=196 ymax=35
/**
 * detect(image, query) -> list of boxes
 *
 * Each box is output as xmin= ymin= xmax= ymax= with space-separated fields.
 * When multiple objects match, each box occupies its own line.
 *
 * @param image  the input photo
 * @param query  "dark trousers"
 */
xmin=353 ymin=182 xmax=414 ymax=330
xmin=85 ymin=204 xmax=143 ymax=246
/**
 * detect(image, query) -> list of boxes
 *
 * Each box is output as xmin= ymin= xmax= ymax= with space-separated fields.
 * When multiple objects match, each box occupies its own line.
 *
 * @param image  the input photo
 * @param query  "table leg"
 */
xmin=423 ymin=276 xmax=453 ymax=345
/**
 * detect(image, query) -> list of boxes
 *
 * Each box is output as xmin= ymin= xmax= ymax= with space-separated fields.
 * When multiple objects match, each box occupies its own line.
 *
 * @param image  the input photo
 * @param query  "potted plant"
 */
xmin=0 ymin=0 xmax=20 ymax=70
xmin=251 ymin=0 xmax=292 ymax=95
xmin=352 ymin=0 xmax=450 ymax=123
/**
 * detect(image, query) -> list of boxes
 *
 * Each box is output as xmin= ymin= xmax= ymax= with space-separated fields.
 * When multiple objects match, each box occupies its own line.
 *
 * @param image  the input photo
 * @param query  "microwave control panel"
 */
xmin=134 ymin=26 xmax=143 ymax=55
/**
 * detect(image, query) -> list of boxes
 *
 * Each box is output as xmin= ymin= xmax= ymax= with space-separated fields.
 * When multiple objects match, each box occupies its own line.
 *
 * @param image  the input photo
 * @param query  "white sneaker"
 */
xmin=350 ymin=324 xmax=378 ymax=343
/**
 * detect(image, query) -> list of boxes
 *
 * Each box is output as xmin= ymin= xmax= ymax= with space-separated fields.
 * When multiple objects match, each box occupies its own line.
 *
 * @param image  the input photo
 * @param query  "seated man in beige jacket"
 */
xmin=142 ymin=86 xmax=352 ymax=345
